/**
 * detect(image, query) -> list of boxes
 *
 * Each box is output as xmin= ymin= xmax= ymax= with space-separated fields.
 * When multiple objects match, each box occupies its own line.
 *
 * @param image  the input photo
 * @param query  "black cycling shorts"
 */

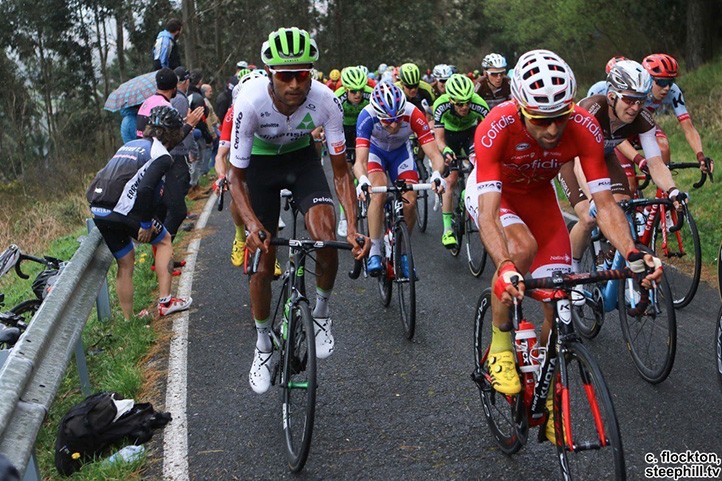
xmin=246 ymin=144 xmax=334 ymax=234
xmin=444 ymin=127 xmax=475 ymax=157
xmin=557 ymin=152 xmax=630 ymax=208
xmin=343 ymin=125 xmax=357 ymax=163
xmin=90 ymin=207 xmax=168 ymax=259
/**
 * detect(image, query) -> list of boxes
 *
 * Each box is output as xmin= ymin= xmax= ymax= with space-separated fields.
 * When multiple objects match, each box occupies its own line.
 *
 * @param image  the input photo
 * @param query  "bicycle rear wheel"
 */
xmin=618 ymin=245 xmax=676 ymax=383
xmin=394 ymin=221 xmax=416 ymax=340
xmin=416 ymin=157 xmax=429 ymax=232
xmin=651 ymin=205 xmax=701 ymax=308
xmin=472 ymin=289 xmax=526 ymax=454
xmin=465 ymin=215 xmax=487 ymax=277
xmin=571 ymin=240 xmax=605 ymax=339
xmin=555 ymin=341 xmax=626 ymax=480
xmin=282 ymin=300 xmax=317 ymax=472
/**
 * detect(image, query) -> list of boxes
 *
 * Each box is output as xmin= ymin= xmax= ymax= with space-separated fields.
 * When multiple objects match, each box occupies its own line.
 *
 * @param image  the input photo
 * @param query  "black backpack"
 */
xmin=54 ymin=391 xmax=171 ymax=475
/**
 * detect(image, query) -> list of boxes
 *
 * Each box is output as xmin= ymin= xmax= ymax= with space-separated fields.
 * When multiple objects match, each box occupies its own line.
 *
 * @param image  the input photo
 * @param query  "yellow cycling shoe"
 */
xmin=231 ymin=239 xmax=245 ymax=267
xmin=274 ymin=259 xmax=282 ymax=278
xmin=487 ymin=350 xmax=521 ymax=395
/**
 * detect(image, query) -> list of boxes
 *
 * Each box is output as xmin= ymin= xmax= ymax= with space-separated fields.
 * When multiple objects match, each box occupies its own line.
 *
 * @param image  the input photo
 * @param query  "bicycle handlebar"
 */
xmin=619 ymin=197 xmax=684 ymax=233
xmin=216 ymin=177 xmax=229 ymax=211
xmin=521 ymin=268 xmax=635 ymax=290
xmin=14 ymin=253 xmax=62 ymax=280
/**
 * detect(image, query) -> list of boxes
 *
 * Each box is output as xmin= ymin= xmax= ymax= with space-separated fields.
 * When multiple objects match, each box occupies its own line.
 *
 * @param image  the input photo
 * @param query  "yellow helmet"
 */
xmin=329 ymin=69 xmax=341 ymax=81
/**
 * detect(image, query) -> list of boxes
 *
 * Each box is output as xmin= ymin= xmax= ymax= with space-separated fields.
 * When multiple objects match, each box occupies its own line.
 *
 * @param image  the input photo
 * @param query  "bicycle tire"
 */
xmin=555 ymin=341 xmax=626 ymax=480
xmin=416 ymin=157 xmax=429 ymax=232
xmin=394 ymin=221 xmax=416 ymax=340
xmin=9 ymin=299 xmax=42 ymax=324
xmin=355 ymin=201 xmax=369 ymax=277
xmin=571 ymin=240 xmax=604 ymax=339
xmin=651 ymin=205 xmax=701 ymax=308
xmin=717 ymin=240 xmax=722 ymax=299
xmin=716 ymin=305 xmax=722 ymax=392
xmin=282 ymin=299 xmax=317 ymax=472
xmin=465 ymin=215 xmax=487 ymax=277
xmin=472 ymin=289 xmax=526 ymax=454
xmin=618 ymin=244 xmax=677 ymax=384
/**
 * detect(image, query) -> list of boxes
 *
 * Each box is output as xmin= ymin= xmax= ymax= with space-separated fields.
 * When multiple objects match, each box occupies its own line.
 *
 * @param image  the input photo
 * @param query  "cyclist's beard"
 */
xmin=271 ymin=80 xmax=310 ymax=110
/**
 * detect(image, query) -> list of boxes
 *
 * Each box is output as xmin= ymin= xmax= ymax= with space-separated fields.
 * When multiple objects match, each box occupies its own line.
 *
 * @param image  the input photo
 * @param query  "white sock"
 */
xmin=312 ymin=287 xmax=332 ymax=318
xmin=369 ymin=238 xmax=382 ymax=257
xmin=571 ymin=257 xmax=581 ymax=274
xmin=255 ymin=319 xmax=271 ymax=351
xmin=158 ymin=295 xmax=171 ymax=306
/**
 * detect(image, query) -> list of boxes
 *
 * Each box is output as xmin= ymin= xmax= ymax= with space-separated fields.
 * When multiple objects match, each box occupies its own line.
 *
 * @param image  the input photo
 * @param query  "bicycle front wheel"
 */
xmin=394 ymin=221 xmax=416 ymax=340
xmin=282 ymin=300 xmax=317 ymax=472
xmin=465 ymin=215 xmax=487 ymax=277
xmin=652 ymin=205 xmax=701 ymax=308
xmin=716 ymin=305 xmax=722 ymax=392
xmin=472 ymin=289 xmax=526 ymax=454
xmin=416 ymin=157 xmax=429 ymax=232
xmin=618 ymin=245 xmax=677 ymax=383
xmin=555 ymin=341 xmax=626 ymax=480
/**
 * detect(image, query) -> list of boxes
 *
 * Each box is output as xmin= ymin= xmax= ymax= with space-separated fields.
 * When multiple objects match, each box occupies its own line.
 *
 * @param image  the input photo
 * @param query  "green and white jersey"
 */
xmin=432 ymin=93 xmax=489 ymax=132
xmin=230 ymin=77 xmax=346 ymax=167
xmin=334 ymin=85 xmax=373 ymax=126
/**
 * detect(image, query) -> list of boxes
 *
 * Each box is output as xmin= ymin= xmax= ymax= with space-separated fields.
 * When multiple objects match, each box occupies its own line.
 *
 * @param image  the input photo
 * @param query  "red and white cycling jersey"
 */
xmin=219 ymin=106 xmax=234 ymax=148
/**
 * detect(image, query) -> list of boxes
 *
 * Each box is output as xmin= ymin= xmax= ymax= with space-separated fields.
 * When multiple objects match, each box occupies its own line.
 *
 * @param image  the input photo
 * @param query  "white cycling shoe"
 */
xmin=313 ymin=317 xmax=335 ymax=359
xmin=249 ymin=347 xmax=273 ymax=394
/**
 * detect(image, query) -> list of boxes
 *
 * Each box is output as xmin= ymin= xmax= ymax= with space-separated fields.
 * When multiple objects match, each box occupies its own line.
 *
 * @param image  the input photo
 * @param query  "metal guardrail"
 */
xmin=0 ymin=227 xmax=112 ymax=477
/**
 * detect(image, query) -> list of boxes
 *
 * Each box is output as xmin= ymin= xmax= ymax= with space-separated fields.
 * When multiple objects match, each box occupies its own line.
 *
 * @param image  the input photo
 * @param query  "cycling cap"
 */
xmin=605 ymin=56 xmax=627 ymax=74
xmin=445 ymin=74 xmax=475 ymax=103
xmin=607 ymin=60 xmax=652 ymax=95
xmin=261 ymin=27 xmax=319 ymax=66
xmin=237 ymin=60 xmax=248 ymax=69
xmin=399 ymin=63 xmax=420 ymax=86
xmin=341 ymin=66 xmax=367 ymax=90
xmin=482 ymin=53 xmax=507 ymax=70
xmin=370 ymin=82 xmax=406 ymax=119
xmin=233 ymin=71 xmax=268 ymax=102
xmin=148 ymin=105 xmax=183 ymax=129
xmin=432 ymin=64 xmax=453 ymax=81
xmin=511 ymin=49 xmax=576 ymax=115
xmin=642 ymin=53 xmax=678 ymax=79
xmin=329 ymin=69 xmax=341 ymax=81
xmin=236 ymin=68 xmax=251 ymax=80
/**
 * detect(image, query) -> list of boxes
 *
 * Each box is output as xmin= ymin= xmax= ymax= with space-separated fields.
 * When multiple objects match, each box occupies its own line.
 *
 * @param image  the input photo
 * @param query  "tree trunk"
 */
xmin=182 ymin=0 xmax=197 ymax=67
xmin=685 ymin=0 xmax=713 ymax=70
xmin=116 ymin=11 xmax=126 ymax=82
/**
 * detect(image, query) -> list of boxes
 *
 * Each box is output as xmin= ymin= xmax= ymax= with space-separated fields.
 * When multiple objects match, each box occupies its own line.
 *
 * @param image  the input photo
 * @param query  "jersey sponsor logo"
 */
xmin=571 ymin=112 xmax=603 ymax=144
xmin=312 ymin=196 xmax=333 ymax=204
xmin=260 ymin=111 xmax=271 ymax=117
xmin=260 ymin=123 xmax=279 ymax=128
xmin=331 ymin=140 xmax=344 ymax=154
xmin=515 ymin=142 xmax=531 ymax=151
xmin=332 ymin=96 xmax=343 ymax=113
xmin=550 ymin=254 xmax=572 ymax=263
xmin=476 ymin=180 xmax=502 ymax=193
xmin=479 ymin=114 xmax=515 ymax=148
xmin=672 ymin=93 xmax=684 ymax=109
xmin=586 ymin=103 xmax=602 ymax=115
xmin=306 ymin=103 xmax=316 ymax=111
xmin=296 ymin=113 xmax=316 ymax=130
xmin=233 ymin=111 xmax=243 ymax=149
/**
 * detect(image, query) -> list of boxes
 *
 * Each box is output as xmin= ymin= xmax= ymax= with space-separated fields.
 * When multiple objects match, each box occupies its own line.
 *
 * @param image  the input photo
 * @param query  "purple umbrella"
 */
xmin=104 ymin=71 xmax=158 ymax=112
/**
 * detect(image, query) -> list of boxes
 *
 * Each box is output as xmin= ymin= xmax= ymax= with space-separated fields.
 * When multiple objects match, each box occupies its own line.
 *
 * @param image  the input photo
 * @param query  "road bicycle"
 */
xmin=368 ymin=179 xmax=437 ymax=340
xmin=443 ymin=156 xmax=487 ymax=277
xmin=472 ymin=269 xmax=631 ymax=480
xmin=410 ymin=135 xmax=431 ymax=233
xmin=573 ymin=198 xmax=678 ymax=383
xmin=634 ymin=162 xmax=708 ymax=308
xmin=250 ymin=233 xmax=362 ymax=472
xmin=0 ymin=245 xmax=65 ymax=348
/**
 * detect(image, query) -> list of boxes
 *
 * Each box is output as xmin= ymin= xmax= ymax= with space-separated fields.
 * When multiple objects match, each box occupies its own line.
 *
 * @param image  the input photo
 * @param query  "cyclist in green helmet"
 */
xmin=396 ymin=62 xmax=435 ymax=120
xmin=432 ymin=73 xmax=489 ymax=248
xmin=236 ymin=68 xmax=252 ymax=80
xmin=333 ymin=66 xmax=374 ymax=236
xmin=229 ymin=27 xmax=369 ymax=394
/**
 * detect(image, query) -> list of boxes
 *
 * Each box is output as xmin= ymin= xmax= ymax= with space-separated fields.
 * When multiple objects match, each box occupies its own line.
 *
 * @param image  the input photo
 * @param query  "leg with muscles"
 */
xmin=115 ymin=251 xmax=135 ymax=320
xmin=366 ymin=170 xmax=388 ymax=276
xmin=229 ymin=198 xmax=246 ymax=267
xmin=441 ymin=170 xmax=459 ymax=248
xmin=155 ymin=230 xmax=193 ymax=316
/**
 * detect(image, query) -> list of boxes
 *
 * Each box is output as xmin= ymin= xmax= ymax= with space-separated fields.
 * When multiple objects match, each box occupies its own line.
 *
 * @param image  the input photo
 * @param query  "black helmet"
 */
xmin=148 ymin=106 xmax=183 ymax=129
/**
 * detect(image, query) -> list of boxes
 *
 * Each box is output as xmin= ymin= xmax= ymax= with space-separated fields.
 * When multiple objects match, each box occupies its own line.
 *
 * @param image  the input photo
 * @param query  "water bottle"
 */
xmin=665 ymin=209 xmax=674 ymax=232
xmin=635 ymin=211 xmax=646 ymax=237
xmin=515 ymin=321 xmax=540 ymax=374
xmin=106 ymin=445 xmax=145 ymax=465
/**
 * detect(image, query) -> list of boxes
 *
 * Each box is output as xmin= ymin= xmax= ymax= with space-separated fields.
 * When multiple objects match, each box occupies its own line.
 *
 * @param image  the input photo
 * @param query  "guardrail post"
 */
xmin=74 ymin=339 xmax=92 ymax=397
xmin=21 ymin=451 xmax=39 ymax=481
xmin=86 ymin=219 xmax=111 ymax=322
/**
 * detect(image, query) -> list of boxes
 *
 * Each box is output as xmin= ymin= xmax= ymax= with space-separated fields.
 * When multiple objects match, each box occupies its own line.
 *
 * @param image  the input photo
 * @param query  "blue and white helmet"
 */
xmin=370 ymin=82 xmax=406 ymax=119
xmin=432 ymin=64 xmax=453 ymax=81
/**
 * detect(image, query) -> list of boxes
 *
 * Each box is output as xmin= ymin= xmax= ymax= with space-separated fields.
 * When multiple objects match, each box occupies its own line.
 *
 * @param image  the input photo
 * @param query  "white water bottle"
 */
xmin=635 ymin=212 xmax=646 ymax=237
xmin=106 ymin=445 xmax=145 ymax=465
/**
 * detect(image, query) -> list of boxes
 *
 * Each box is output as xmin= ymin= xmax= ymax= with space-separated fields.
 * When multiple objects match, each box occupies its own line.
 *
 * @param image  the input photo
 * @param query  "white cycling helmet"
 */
xmin=482 ymin=53 xmax=507 ymax=70
xmin=432 ymin=64 xmax=453 ymax=81
xmin=357 ymin=65 xmax=369 ymax=77
xmin=378 ymin=63 xmax=388 ymax=74
xmin=232 ymin=71 xmax=268 ymax=102
xmin=511 ymin=49 xmax=576 ymax=115
xmin=606 ymin=60 xmax=652 ymax=96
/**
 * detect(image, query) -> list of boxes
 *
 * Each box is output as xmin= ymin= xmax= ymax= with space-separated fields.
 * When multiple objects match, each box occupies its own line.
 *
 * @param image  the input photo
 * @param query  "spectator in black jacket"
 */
xmin=215 ymin=75 xmax=239 ymax=122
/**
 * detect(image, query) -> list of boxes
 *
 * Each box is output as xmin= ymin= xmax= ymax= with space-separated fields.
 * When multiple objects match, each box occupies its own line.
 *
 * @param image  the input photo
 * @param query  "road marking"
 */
xmin=163 ymin=194 xmax=217 ymax=481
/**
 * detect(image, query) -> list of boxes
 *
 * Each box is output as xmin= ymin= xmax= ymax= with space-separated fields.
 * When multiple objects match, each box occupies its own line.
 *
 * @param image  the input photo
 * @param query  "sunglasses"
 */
xmin=654 ymin=78 xmax=674 ymax=88
xmin=521 ymin=105 xmax=574 ymax=127
xmin=347 ymin=89 xmax=363 ymax=94
xmin=268 ymin=68 xmax=312 ymax=83
xmin=488 ymin=72 xmax=504 ymax=77
xmin=380 ymin=116 xmax=402 ymax=126
xmin=617 ymin=94 xmax=646 ymax=106
xmin=403 ymin=83 xmax=419 ymax=89
xmin=450 ymin=99 xmax=469 ymax=107
xmin=438 ymin=79 xmax=447 ymax=84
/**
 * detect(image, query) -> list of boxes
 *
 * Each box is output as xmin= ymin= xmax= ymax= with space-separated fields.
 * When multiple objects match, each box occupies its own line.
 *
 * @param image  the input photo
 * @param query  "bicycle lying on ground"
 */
xmin=250 ymin=233 xmax=362 ymax=472
xmin=0 ymin=244 xmax=66 ymax=348
xmin=573 ymin=198 xmax=678 ymax=384
xmin=472 ymin=269 xmax=634 ymax=480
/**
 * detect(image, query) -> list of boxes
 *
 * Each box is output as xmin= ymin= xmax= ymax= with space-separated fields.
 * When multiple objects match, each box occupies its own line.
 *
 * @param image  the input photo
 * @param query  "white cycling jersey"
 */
xmin=230 ymin=76 xmax=346 ymax=168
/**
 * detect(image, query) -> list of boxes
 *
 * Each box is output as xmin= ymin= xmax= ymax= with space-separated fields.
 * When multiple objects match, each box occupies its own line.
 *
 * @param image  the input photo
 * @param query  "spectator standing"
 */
xmin=187 ymin=69 xmax=212 ymax=198
xmin=215 ymin=75 xmax=239 ymax=122
xmin=201 ymin=83 xmax=220 ymax=176
xmin=119 ymin=106 xmax=139 ymax=143
xmin=153 ymin=18 xmax=183 ymax=70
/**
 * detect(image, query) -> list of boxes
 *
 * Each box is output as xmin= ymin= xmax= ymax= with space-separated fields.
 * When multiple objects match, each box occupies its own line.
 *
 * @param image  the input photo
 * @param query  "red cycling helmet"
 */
xmin=642 ymin=54 xmax=679 ymax=78
xmin=605 ymin=56 xmax=627 ymax=74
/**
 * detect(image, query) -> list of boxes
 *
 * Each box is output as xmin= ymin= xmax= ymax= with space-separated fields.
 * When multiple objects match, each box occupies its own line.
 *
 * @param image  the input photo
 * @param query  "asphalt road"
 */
xmin=181 ymin=166 xmax=722 ymax=481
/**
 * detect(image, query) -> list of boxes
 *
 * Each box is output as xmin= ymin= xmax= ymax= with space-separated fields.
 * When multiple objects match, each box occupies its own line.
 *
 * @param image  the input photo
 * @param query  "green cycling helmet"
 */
xmin=445 ymin=74 xmax=474 ymax=103
xmin=236 ymin=68 xmax=252 ymax=79
xmin=341 ymin=66 xmax=367 ymax=90
xmin=399 ymin=63 xmax=421 ymax=86
xmin=261 ymin=27 xmax=319 ymax=66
